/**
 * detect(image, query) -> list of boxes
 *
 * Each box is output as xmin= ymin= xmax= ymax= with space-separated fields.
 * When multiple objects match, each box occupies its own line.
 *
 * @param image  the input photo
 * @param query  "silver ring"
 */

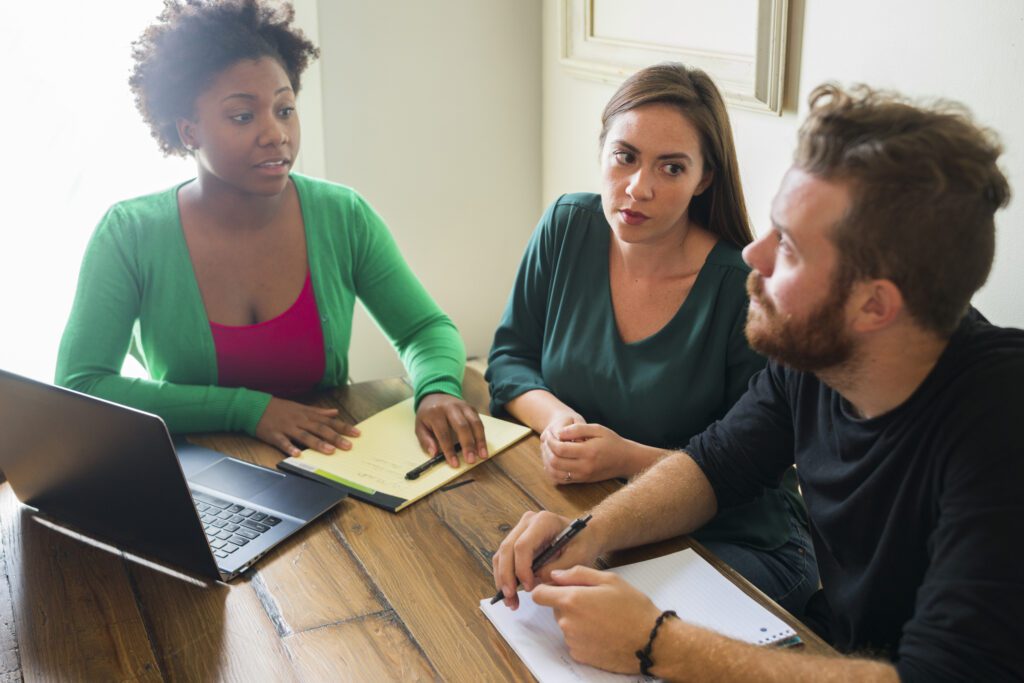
xmin=564 ymin=471 xmax=572 ymax=482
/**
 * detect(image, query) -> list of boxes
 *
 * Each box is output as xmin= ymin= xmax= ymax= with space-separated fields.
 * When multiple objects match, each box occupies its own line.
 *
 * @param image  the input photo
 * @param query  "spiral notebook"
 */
xmin=481 ymin=548 xmax=799 ymax=682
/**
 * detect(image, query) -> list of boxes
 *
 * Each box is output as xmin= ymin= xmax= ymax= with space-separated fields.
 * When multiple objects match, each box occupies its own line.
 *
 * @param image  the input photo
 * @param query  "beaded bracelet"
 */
xmin=635 ymin=609 xmax=678 ymax=677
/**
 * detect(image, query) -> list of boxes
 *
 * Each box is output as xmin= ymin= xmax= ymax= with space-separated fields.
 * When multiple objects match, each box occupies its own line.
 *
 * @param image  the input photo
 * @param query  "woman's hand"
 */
xmin=255 ymin=397 xmax=361 ymax=457
xmin=539 ymin=411 xmax=585 ymax=444
xmin=541 ymin=422 xmax=658 ymax=485
xmin=415 ymin=393 xmax=488 ymax=467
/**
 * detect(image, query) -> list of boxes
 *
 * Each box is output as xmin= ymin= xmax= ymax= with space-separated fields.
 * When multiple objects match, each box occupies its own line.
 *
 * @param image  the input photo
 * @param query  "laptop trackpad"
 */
xmin=190 ymin=458 xmax=284 ymax=499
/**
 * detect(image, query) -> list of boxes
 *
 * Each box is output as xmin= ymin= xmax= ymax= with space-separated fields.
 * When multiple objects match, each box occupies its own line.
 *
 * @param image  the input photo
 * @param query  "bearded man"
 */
xmin=491 ymin=84 xmax=1023 ymax=682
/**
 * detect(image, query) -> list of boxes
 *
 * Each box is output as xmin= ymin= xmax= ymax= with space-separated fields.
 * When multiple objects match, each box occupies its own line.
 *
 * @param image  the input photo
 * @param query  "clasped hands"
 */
xmin=492 ymin=510 xmax=673 ymax=674
xmin=255 ymin=392 xmax=487 ymax=466
xmin=539 ymin=413 xmax=643 ymax=485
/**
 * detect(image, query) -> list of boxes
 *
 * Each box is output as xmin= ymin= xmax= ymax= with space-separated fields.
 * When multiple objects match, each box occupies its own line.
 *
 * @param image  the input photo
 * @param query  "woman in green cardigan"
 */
xmin=56 ymin=0 xmax=485 ymax=467
xmin=486 ymin=63 xmax=818 ymax=615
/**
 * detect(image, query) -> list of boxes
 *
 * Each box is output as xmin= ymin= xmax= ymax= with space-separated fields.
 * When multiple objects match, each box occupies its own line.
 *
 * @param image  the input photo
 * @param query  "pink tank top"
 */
xmin=210 ymin=272 xmax=326 ymax=397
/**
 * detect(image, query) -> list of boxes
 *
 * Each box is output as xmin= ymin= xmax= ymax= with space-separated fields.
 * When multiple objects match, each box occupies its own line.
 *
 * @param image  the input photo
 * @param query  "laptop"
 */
xmin=0 ymin=369 xmax=347 ymax=582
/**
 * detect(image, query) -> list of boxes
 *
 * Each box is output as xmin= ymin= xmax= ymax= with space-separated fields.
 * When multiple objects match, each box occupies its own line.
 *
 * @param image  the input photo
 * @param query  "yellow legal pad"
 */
xmin=278 ymin=397 xmax=531 ymax=512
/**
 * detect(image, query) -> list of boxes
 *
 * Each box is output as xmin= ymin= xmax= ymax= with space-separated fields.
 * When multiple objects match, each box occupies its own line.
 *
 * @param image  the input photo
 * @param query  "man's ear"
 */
xmin=849 ymin=278 xmax=904 ymax=334
xmin=176 ymin=119 xmax=197 ymax=152
xmin=695 ymin=169 xmax=714 ymax=196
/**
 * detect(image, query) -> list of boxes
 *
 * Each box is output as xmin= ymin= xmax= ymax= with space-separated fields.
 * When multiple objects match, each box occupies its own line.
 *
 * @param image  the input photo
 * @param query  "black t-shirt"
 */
xmin=687 ymin=311 xmax=1024 ymax=681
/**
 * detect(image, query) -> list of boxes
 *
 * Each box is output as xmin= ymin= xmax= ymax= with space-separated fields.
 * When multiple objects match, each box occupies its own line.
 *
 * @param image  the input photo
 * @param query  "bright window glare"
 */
xmin=2 ymin=1 xmax=192 ymax=381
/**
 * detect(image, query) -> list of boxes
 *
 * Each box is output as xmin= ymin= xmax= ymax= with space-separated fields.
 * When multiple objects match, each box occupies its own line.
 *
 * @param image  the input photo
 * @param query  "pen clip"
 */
xmin=553 ymin=514 xmax=591 ymax=541
xmin=551 ymin=524 xmax=575 ymax=544
xmin=568 ymin=513 xmax=592 ymax=533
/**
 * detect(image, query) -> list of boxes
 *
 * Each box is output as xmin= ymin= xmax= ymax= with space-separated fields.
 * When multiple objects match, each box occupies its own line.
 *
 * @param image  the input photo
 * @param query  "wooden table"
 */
xmin=0 ymin=371 xmax=832 ymax=681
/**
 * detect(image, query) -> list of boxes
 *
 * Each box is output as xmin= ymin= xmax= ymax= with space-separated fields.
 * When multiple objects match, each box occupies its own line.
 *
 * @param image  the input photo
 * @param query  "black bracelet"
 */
xmin=636 ymin=609 xmax=678 ymax=677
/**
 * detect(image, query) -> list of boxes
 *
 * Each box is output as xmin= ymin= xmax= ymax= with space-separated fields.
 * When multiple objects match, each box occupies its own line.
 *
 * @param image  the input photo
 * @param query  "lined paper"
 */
xmin=481 ymin=548 xmax=796 ymax=682
xmin=284 ymin=397 xmax=530 ymax=510
xmin=615 ymin=549 xmax=795 ymax=645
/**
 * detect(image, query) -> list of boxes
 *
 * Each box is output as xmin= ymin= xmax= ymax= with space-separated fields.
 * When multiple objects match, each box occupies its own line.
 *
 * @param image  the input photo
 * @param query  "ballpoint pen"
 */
xmin=404 ymin=444 xmax=461 ymax=480
xmin=490 ymin=513 xmax=592 ymax=604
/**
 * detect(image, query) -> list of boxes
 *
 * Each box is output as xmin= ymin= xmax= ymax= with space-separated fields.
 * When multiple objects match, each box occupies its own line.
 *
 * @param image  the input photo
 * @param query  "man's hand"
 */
xmin=531 ymin=566 xmax=663 ymax=674
xmin=415 ymin=393 xmax=488 ymax=467
xmin=255 ymin=398 xmax=361 ymax=457
xmin=535 ymin=566 xmax=902 ymax=682
xmin=491 ymin=510 xmax=603 ymax=608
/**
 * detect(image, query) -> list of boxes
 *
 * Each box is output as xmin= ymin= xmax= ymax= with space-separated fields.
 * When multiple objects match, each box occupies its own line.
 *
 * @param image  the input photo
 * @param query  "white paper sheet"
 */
xmin=480 ymin=548 xmax=796 ymax=682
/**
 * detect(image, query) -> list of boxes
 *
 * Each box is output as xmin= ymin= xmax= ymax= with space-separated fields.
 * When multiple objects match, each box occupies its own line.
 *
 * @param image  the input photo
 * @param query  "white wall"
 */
xmin=291 ymin=0 xmax=326 ymax=179
xmin=316 ymin=1 xmax=542 ymax=381
xmin=541 ymin=0 xmax=1024 ymax=327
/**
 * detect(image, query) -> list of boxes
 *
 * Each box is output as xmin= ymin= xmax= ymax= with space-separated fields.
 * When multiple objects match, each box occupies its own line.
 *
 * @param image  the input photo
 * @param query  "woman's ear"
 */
xmin=695 ymin=169 xmax=714 ymax=196
xmin=176 ymin=119 xmax=197 ymax=152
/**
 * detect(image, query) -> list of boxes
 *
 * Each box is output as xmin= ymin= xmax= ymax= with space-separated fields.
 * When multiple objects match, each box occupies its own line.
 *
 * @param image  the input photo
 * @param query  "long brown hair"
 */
xmin=600 ymin=62 xmax=754 ymax=248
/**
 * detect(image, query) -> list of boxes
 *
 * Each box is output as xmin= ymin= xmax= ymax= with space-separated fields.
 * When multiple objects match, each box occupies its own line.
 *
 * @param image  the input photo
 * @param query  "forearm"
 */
xmin=65 ymin=371 xmax=271 ymax=436
xmin=651 ymin=620 xmax=898 ymax=683
xmin=591 ymin=450 xmax=718 ymax=553
xmin=505 ymin=389 xmax=581 ymax=433
xmin=395 ymin=318 xmax=466 ymax=405
xmin=57 ymin=310 xmax=270 ymax=436
xmin=620 ymin=441 xmax=673 ymax=479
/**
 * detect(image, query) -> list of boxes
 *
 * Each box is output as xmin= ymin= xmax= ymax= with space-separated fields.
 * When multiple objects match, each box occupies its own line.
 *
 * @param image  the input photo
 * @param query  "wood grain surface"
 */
xmin=0 ymin=368 xmax=833 ymax=681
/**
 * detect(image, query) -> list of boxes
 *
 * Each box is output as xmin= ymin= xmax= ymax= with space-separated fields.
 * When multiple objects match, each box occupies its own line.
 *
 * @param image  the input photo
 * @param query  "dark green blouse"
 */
xmin=487 ymin=193 xmax=805 ymax=549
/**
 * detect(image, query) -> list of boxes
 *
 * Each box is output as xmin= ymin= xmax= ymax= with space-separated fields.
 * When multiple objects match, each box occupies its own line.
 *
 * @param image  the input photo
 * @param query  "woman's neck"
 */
xmin=183 ymin=171 xmax=292 ymax=232
xmin=612 ymin=221 xmax=716 ymax=281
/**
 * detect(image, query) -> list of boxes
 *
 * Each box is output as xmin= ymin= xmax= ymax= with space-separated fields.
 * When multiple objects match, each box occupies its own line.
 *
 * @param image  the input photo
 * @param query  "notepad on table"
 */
xmin=480 ymin=548 xmax=799 ymax=682
xmin=278 ymin=397 xmax=531 ymax=512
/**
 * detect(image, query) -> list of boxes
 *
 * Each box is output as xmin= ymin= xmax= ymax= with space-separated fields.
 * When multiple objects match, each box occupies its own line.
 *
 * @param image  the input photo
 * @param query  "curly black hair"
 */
xmin=129 ymin=0 xmax=319 ymax=157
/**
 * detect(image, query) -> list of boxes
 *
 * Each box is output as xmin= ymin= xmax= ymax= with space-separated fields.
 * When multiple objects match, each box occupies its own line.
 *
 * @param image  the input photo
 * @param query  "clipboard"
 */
xmin=278 ymin=397 xmax=531 ymax=512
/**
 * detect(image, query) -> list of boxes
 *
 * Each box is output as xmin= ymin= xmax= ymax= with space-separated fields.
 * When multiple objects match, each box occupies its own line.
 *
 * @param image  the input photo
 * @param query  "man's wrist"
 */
xmin=636 ymin=609 xmax=679 ymax=676
xmin=586 ymin=511 xmax=616 ymax=557
xmin=646 ymin=613 xmax=690 ymax=679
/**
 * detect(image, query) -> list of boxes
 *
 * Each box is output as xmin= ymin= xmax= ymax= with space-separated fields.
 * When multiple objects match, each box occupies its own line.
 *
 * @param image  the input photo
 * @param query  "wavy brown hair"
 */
xmin=600 ymin=62 xmax=754 ymax=248
xmin=796 ymin=84 xmax=1011 ymax=335
xmin=129 ymin=0 xmax=319 ymax=157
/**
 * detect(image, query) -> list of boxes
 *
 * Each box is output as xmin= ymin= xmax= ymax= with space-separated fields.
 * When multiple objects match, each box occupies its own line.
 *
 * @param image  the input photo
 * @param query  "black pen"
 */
xmin=405 ymin=443 xmax=461 ymax=480
xmin=490 ymin=513 xmax=592 ymax=604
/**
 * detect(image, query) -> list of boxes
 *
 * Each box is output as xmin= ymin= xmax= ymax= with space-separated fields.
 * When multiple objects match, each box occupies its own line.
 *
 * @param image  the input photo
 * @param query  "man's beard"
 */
xmin=745 ymin=271 xmax=855 ymax=373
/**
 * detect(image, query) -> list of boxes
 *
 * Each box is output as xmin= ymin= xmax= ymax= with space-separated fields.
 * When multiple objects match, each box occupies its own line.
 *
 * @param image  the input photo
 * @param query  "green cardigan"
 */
xmin=56 ymin=174 xmax=465 ymax=436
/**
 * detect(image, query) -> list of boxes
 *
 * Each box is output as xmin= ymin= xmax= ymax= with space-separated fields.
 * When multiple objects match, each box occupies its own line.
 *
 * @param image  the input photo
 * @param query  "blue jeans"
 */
xmin=701 ymin=512 xmax=819 ymax=617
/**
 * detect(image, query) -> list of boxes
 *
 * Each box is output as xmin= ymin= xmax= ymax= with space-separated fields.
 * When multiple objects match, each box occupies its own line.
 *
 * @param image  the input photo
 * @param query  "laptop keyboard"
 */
xmin=192 ymin=492 xmax=282 ymax=560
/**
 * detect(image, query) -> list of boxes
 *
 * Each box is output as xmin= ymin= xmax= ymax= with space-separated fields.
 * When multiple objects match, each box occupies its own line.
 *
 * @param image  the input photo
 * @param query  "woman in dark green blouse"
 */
xmin=487 ymin=63 xmax=818 ymax=615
